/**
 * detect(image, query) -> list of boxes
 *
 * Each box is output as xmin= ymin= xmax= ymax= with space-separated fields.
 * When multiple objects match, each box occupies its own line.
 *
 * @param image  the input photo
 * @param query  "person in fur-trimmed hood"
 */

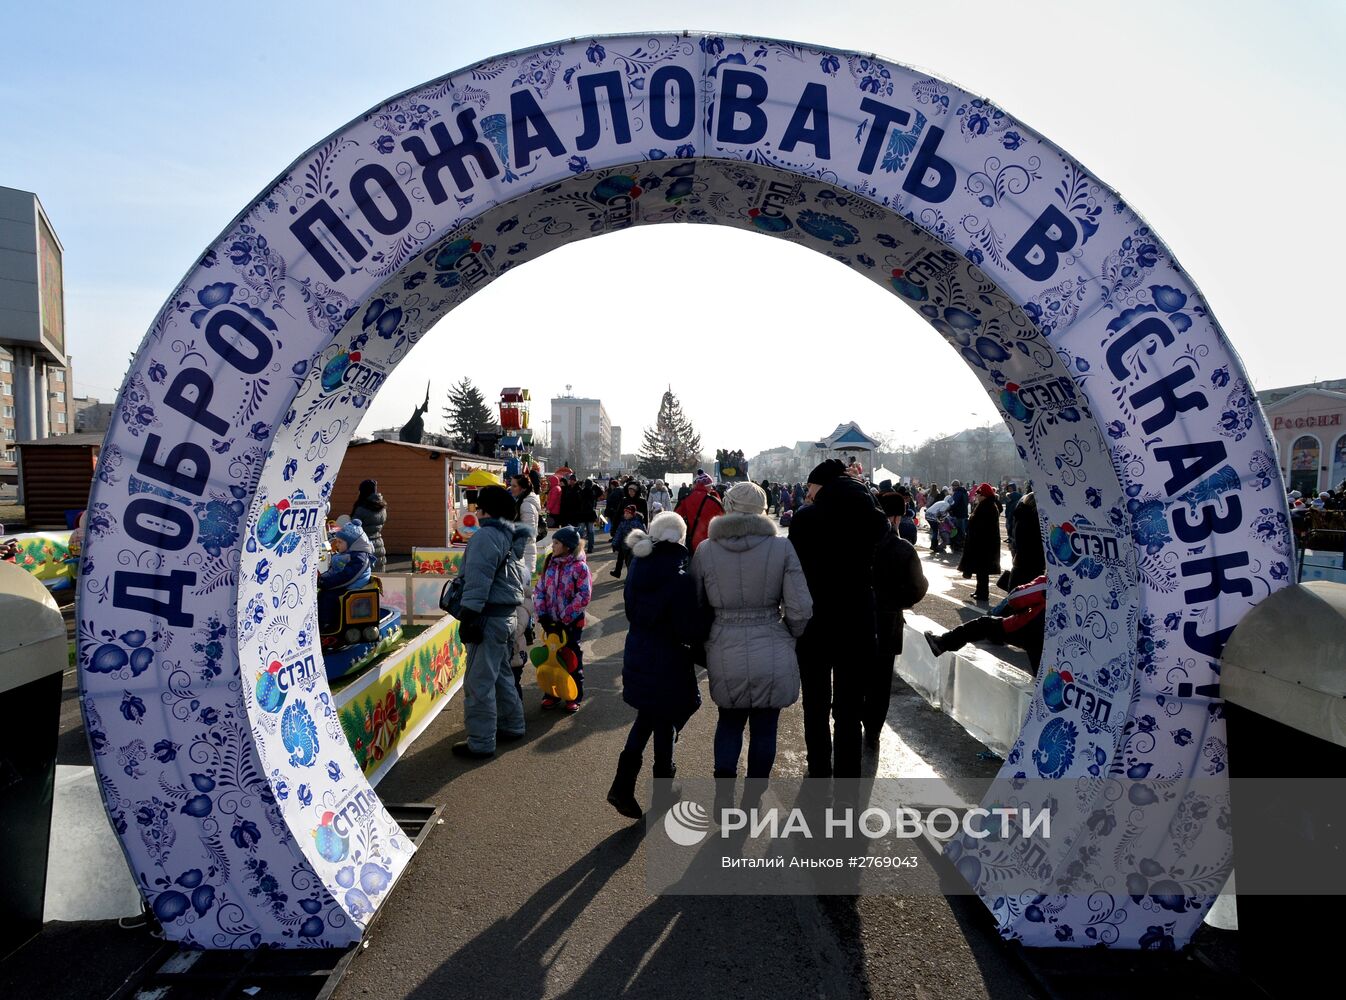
xmin=691 ymin=482 xmax=812 ymax=813
xmin=606 ymin=511 xmax=705 ymax=819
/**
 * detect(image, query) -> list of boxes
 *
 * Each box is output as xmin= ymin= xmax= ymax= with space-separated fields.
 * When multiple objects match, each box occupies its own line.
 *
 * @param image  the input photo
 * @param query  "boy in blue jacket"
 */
xmin=317 ymin=519 xmax=374 ymax=631
xmin=609 ymin=504 xmax=646 ymax=579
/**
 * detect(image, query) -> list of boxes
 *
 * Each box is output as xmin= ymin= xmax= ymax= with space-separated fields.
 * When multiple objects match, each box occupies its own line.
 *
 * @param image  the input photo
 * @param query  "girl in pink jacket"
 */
xmin=532 ymin=526 xmax=592 ymax=712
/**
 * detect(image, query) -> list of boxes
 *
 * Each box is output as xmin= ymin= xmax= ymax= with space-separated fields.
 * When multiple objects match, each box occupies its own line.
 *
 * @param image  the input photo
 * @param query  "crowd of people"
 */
xmin=441 ymin=454 xmax=1081 ymax=827
xmin=446 ymin=460 xmax=949 ymax=823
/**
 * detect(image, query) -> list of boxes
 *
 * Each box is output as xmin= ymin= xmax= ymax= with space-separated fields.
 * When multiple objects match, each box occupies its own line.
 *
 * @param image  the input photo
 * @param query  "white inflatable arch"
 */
xmin=80 ymin=33 xmax=1289 ymax=950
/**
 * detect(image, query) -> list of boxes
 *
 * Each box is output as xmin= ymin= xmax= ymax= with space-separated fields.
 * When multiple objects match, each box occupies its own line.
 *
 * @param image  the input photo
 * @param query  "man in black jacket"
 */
xmin=788 ymin=459 xmax=889 ymax=778
xmin=947 ymin=480 xmax=970 ymax=552
xmin=868 ymin=493 xmax=929 ymax=746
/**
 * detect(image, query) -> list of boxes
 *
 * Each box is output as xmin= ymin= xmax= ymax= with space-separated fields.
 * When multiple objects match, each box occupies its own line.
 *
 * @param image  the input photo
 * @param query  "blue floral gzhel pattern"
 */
xmin=80 ymin=33 xmax=1287 ymax=952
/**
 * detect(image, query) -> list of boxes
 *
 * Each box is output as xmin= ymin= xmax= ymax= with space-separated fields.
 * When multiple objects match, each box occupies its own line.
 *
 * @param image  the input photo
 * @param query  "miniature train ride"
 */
xmin=320 ymin=577 xmax=404 ymax=682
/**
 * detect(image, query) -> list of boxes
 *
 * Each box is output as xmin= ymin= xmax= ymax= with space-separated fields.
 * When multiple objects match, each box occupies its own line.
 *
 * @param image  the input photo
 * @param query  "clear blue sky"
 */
xmin=2 ymin=0 xmax=1342 ymax=456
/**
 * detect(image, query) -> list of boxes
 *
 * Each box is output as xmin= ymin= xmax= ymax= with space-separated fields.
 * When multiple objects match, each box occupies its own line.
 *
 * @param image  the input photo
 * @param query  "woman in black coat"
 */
xmin=350 ymin=479 xmax=388 ymax=572
xmin=607 ymin=511 xmax=703 ymax=819
xmin=958 ymin=484 xmax=1002 ymax=602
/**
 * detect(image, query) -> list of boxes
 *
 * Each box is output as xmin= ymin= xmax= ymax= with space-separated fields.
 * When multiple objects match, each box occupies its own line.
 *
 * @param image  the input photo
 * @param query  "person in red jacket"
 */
xmin=674 ymin=472 xmax=724 ymax=553
xmin=922 ymin=575 xmax=1046 ymax=673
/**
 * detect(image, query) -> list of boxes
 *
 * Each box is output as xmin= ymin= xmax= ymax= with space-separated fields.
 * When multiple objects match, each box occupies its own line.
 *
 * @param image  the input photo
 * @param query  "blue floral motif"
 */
xmin=281 ymin=701 xmax=319 ymax=768
xmin=586 ymin=41 xmax=605 ymax=64
xmin=152 ymin=739 xmax=180 ymax=763
xmin=121 ymin=691 xmax=146 ymax=723
xmin=1033 ymin=718 xmax=1078 ymax=779
xmin=231 ymin=819 xmax=262 ymax=850
xmin=1251 ymin=507 xmax=1291 ymax=555
xmin=1136 ymin=613 xmax=1167 ymax=677
xmin=699 ymin=36 xmax=724 ymax=55
xmin=1128 ymin=497 xmax=1171 ymax=555
xmin=1248 ymin=451 xmax=1278 ymax=490
xmin=1210 ymin=366 xmax=1230 ymax=388
xmin=567 ymin=155 xmax=589 ymax=173
xmin=796 ymin=210 xmax=861 ymax=247
xmin=820 ymin=54 xmax=840 ymax=75
xmin=1002 ymin=131 xmax=1023 ymax=151
xmin=1217 ymin=379 xmax=1256 ymax=443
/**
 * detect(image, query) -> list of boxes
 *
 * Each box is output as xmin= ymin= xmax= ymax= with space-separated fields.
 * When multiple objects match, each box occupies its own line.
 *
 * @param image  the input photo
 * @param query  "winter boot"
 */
xmin=712 ymin=769 xmax=737 ymax=826
xmin=606 ymin=750 xmax=643 ymax=820
xmin=650 ymin=760 xmax=681 ymax=815
xmin=740 ymin=776 xmax=768 ymax=817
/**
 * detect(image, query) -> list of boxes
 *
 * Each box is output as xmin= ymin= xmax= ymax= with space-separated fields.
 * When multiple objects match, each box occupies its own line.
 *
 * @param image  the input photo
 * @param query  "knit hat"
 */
xmin=975 ymin=482 xmax=996 ymax=498
xmin=358 ymin=478 xmax=378 ymax=497
xmin=694 ymin=472 xmax=714 ymax=487
xmin=476 ymin=485 xmax=516 ymax=519
xmin=807 ymin=458 xmax=846 ymax=486
xmin=624 ymin=503 xmax=638 ymax=515
xmin=951 ymin=480 xmax=962 ymax=488
xmin=552 ymin=526 xmax=580 ymax=551
xmin=334 ymin=519 xmax=371 ymax=552
xmin=724 ymin=482 xmax=767 ymax=515
xmin=649 ymin=501 xmax=665 ymax=515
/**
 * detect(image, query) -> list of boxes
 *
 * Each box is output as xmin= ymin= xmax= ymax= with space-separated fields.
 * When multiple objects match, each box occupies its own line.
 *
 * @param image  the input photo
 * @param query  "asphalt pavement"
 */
xmin=333 ymin=541 xmax=1034 ymax=1000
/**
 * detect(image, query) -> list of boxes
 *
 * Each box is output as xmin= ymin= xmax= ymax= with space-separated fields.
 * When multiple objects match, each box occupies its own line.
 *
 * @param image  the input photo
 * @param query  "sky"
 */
xmin=2 ymin=0 xmax=1343 ymax=458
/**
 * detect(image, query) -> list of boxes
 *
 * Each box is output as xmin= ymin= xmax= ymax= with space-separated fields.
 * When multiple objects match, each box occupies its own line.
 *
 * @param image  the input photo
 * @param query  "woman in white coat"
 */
xmin=509 ymin=474 xmax=542 ymax=695
xmin=646 ymin=479 xmax=673 ymax=515
xmin=691 ymin=482 xmax=812 ymax=804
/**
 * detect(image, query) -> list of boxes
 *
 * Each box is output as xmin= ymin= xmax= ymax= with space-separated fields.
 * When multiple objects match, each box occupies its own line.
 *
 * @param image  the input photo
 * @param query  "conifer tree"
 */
xmin=636 ymin=388 xmax=703 ymax=478
xmin=443 ymin=378 xmax=496 ymax=451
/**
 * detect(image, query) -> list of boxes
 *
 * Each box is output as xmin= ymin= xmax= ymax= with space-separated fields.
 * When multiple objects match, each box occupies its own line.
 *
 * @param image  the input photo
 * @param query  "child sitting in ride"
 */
xmin=318 ymin=519 xmax=374 ymax=631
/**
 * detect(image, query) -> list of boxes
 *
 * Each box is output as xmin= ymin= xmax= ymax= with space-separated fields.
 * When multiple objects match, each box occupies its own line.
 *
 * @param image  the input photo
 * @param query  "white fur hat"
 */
xmin=626 ymin=510 xmax=687 ymax=557
xmin=724 ymin=482 xmax=767 ymax=515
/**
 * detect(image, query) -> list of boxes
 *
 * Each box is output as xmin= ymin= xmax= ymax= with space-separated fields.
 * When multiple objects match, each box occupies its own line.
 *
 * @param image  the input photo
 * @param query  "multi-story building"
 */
xmin=609 ymin=426 xmax=621 ymax=467
xmin=73 ymin=394 xmax=114 ymax=434
xmin=0 ymin=349 xmax=76 ymax=479
xmin=550 ymin=394 xmax=612 ymax=474
xmin=1258 ymin=380 xmax=1346 ymax=496
xmin=0 ymin=186 xmax=77 ymax=484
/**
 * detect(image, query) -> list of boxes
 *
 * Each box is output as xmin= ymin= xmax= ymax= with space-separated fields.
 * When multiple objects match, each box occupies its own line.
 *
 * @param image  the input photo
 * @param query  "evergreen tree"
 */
xmin=442 ymin=378 xmax=496 ymax=451
xmin=636 ymin=388 xmax=703 ymax=478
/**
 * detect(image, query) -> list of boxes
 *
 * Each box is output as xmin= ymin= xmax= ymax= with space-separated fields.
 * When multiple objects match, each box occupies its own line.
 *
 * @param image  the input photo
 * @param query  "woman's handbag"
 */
xmin=439 ymin=575 xmax=465 ymax=616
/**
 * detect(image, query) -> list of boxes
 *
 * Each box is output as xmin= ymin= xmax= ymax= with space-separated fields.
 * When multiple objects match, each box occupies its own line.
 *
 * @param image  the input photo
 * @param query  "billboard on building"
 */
xmin=37 ymin=214 xmax=63 ymax=357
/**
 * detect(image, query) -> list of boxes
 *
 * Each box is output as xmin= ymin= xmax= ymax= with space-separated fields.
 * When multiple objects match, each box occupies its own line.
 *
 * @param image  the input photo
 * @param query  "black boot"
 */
xmin=740 ymin=776 xmax=768 ymax=816
xmin=650 ymin=760 xmax=681 ymax=815
xmin=606 ymin=750 xmax=643 ymax=820
xmin=712 ymin=768 xmax=736 ymax=826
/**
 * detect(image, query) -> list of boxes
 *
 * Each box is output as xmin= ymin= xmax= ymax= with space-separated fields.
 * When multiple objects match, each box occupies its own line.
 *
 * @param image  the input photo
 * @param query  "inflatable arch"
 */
xmin=80 ymin=33 xmax=1290 ymax=950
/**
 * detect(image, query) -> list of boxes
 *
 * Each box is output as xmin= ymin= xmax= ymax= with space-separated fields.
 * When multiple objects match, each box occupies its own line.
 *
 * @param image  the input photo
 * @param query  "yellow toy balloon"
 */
xmin=532 ymin=630 xmax=578 ymax=702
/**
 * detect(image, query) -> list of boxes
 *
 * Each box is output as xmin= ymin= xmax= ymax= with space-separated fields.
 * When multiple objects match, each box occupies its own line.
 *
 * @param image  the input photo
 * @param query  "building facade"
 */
xmin=73 ymin=395 xmax=114 ymax=434
xmin=550 ymin=395 xmax=612 ymax=473
xmin=1260 ymin=385 xmax=1346 ymax=496
xmin=1 ymin=186 xmax=77 ymax=484
xmin=0 ymin=348 xmax=76 ymax=480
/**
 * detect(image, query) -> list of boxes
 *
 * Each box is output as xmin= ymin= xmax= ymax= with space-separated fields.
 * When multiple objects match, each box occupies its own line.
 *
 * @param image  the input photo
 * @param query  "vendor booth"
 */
xmin=331 ymin=440 xmax=505 ymax=555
